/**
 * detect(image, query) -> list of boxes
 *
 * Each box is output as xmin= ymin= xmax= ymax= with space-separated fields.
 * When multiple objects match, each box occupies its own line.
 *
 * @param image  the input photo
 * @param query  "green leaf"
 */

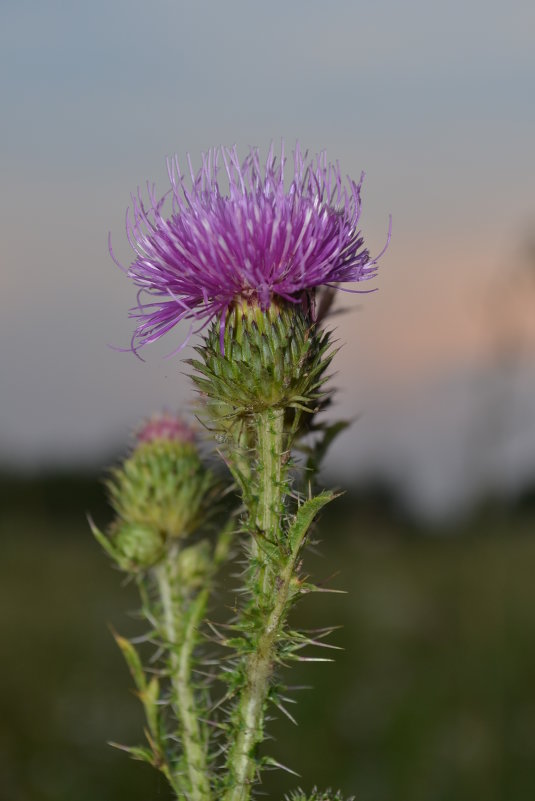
xmin=109 ymin=741 xmax=156 ymax=765
xmin=140 ymin=676 xmax=160 ymax=738
xmin=287 ymin=491 xmax=336 ymax=557
xmin=214 ymin=518 xmax=236 ymax=566
xmin=88 ymin=516 xmax=119 ymax=561
xmin=306 ymin=420 xmax=351 ymax=475
xmin=113 ymin=632 xmax=146 ymax=693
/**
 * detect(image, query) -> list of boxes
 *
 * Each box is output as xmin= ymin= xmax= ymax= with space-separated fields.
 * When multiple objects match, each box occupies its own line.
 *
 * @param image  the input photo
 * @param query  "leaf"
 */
xmin=305 ymin=420 xmax=351 ymax=475
xmin=88 ymin=516 xmax=118 ymax=561
xmin=262 ymin=755 xmax=301 ymax=776
xmin=287 ymin=491 xmax=336 ymax=557
xmin=109 ymin=742 xmax=156 ymax=765
xmin=112 ymin=632 xmax=146 ymax=693
xmin=140 ymin=676 xmax=160 ymax=738
xmin=214 ymin=518 xmax=236 ymax=566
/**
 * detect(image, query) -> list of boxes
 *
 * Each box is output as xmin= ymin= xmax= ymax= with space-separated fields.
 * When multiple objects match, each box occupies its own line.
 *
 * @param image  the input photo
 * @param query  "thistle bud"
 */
xmin=176 ymin=540 xmax=212 ymax=590
xmin=287 ymin=790 xmax=350 ymax=801
xmin=95 ymin=414 xmax=216 ymax=572
xmin=112 ymin=521 xmax=165 ymax=571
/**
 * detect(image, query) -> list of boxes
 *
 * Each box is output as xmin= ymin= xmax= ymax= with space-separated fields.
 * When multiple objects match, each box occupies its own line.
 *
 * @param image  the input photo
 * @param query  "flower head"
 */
xmin=113 ymin=143 xmax=388 ymax=353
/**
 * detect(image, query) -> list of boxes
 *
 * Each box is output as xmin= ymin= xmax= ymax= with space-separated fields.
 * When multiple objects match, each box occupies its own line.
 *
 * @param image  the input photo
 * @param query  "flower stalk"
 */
xmin=155 ymin=547 xmax=211 ymax=801
xmin=224 ymin=407 xmax=287 ymax=801
xmin=225 ymin=561 xmax=295 ymax=801
xmin=254 ymin=408 xmax=285 ymax=593
xmin=186 ymin=303 xmax=338 ymax=800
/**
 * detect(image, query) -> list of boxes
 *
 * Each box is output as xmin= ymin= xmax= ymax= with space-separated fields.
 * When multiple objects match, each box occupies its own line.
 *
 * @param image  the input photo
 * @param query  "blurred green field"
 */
xmin=1 ymin=474 xmax=534 ymax=801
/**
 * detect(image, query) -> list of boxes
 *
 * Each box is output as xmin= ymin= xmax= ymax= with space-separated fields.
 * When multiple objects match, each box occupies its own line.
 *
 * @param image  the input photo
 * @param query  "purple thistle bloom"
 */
xmin=112 ymin=143 xmax=388 ymax=354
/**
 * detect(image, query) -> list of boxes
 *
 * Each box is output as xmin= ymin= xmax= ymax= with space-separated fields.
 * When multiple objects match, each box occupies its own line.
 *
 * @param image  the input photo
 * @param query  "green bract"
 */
xmin=189 ymin=301 xmax=333 ymax=437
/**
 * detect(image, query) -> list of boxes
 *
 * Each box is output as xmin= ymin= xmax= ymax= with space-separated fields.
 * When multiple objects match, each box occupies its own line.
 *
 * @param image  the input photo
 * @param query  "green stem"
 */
xmin=224 ymin=408 xmax=290 ymax=801
xmin=253 ymin=408 xmax=285 ymax=596
xmin=156 ymin=551 xmax=211 ymax=801
xmin=225 ymin=565 xmax=294 ymax=801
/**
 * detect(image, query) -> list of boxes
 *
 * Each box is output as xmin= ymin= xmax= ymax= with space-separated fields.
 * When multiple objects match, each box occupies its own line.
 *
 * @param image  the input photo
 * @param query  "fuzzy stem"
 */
xmin=156 ymin=550 xmax=211 ymax=801
xmin=224 ymin=408 xmax=290 ymax=801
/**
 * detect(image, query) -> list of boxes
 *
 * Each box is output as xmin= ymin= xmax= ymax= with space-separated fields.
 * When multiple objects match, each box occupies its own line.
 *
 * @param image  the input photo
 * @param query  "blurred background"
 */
xmin=1 ymin=1 xmax=534 ymax=799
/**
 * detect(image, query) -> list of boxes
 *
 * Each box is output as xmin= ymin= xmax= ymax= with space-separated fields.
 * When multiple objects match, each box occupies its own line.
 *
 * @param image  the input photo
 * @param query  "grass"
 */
xmin=1 ymin=476 xmax=534 ymax=801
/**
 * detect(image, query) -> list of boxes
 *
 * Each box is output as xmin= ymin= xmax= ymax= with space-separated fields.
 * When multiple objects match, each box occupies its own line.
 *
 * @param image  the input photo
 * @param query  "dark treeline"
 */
xmin=2 ymin=466 xmax=535 ymax=533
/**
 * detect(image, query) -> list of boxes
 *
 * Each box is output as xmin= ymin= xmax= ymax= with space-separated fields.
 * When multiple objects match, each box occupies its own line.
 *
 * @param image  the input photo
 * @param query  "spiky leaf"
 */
xmin=287 ymin=491 xmax=337 ymax=557
xmin=113 ymin=633 xmax=146 ymax=693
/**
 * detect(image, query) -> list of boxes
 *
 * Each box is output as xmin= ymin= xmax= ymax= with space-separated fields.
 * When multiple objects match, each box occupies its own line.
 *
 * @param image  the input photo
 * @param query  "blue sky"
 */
xmin=2 ymin=0 xmax=534 ymax=515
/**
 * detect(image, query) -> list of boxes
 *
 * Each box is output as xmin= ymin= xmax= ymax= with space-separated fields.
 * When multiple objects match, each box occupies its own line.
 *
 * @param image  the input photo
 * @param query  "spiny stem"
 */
xmin=224 ymin=563 xmax=294 ymax=801
xmin=254 ymin=407 xmax=285 ymax=596
xmin=156 ymin=549 xmax=211 ymax=801
xmin=224 ymin=408 xmax=290 ymax=801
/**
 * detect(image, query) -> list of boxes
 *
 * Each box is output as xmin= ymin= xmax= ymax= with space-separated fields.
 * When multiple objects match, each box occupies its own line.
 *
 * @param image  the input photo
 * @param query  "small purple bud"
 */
xmin=135 ymin=412 xmax=196 ymax=446
xmin=101 ymin=413 xmax=215 ymax=556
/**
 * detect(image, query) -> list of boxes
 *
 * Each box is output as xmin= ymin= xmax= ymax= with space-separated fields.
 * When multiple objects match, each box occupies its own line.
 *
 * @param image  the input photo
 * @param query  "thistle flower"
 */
xmin=112 ymin=143 xmax=388 ymax=353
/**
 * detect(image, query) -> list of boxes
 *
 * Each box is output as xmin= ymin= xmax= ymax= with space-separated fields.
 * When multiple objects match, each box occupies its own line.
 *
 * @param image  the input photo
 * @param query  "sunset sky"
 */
xmin=2 ymin=0 xmax=534 ymax=515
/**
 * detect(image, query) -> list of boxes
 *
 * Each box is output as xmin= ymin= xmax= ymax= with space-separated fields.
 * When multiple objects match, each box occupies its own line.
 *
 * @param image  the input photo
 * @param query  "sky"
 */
xmin=1 ymin=0 xmax=535 ymax=517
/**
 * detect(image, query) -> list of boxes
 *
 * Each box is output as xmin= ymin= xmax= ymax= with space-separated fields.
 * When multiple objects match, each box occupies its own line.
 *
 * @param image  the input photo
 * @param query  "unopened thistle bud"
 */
xmin=176 ymin=539 xmax=213 ymax=590
xmin=94 ymin=413 xmax=216 ymax=571
xmin=110 ymin=413 xmax=214 ymax=536
xmin=287 ymin=790 xmax=352 ymax=801
xmin=111 ymin=521 xmax=164 ymax=571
